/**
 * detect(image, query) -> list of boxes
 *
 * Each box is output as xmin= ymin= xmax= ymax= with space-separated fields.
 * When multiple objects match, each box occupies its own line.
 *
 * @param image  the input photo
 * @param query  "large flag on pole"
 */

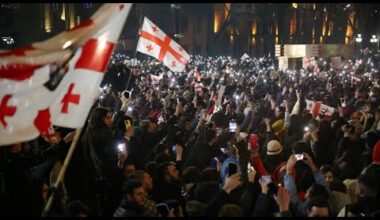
xmin=136 ymin=17 xmax=190 ymax=72
xmin=0 ymin=3 xmax=132 ymax=146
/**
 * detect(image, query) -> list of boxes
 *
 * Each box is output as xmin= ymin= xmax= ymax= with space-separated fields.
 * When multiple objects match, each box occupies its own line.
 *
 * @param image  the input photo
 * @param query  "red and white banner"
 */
xmin=0 ymin=4 xmax=132 ymax=146
xmin=354 ymin=59 xmax=362 ymax=67
xmin=136 ymin=17 xmax=190 ymax=72
xmin=302 ymin=57 xmax=316 ymax=69
xmin=305 ymin=99 xmax=335 ymax=118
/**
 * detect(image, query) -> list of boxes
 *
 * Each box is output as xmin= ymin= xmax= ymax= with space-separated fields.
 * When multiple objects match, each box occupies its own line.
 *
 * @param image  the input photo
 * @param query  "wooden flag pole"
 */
xmin=41 ymin=127 xmax=83 ymax=217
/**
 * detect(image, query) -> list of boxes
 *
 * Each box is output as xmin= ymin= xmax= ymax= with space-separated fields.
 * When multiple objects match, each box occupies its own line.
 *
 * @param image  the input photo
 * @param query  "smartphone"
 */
xmin=247 ymin=162 xmax=255 ymax=172
xmin=123 ymin=90 xmax=130 ymax=99
xmin=304 ymin=126 xmax=310 ymax=133
xmin=229 ymin=119 xmax=237 ymax=132
xmin=220 ymin=148 xmax=227 ymax=154
xmin=156 ymin=203 xmax=170 ymax=217
xmin=228 ymin=163 xmax=237 ymax=176
xmin=117 ymin=143 xmax=126 ymax=152
xmin=172 ymin=145 xmax=176 ymax=152
xmin=295 ymin=154 xmax=304 ymax=161
xmin=261 ymin=175 xmax=272 ymax=182
xmin=340 ymin=98 xmax=346 ymax=107
xmin=124 ymin=119 xmax=132 ymax=130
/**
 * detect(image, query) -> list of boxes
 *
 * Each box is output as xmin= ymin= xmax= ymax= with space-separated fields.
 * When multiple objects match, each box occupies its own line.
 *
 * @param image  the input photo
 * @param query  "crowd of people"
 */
xmin=1 ymin=48 xmax=380 ymax=217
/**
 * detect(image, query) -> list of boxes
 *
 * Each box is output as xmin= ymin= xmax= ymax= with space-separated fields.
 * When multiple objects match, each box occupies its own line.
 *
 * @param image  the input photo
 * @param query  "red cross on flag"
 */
xmin=305 ymin=99 xmax=335 ymax=119
xmin=354 ymin=59 xmax=362 ymax=67
xmin=136 ymin=17 xmax=190 ymax=72
xmin=0 ymin=4 xmax=132 ymax=146
xmin=302 ymin=57 xmax=316 ymax=69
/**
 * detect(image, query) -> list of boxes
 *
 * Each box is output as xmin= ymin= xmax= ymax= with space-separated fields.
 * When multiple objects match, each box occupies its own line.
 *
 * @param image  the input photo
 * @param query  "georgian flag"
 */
xmin=0 ymin=4 xmax=132 ymax=146
xmin=302 ymin=57 xmax=316 ymax=69
xmin=136 ymin=17 xmax=190 ymax=72
xmin=305 ymin=99 xmax=335 ymax=118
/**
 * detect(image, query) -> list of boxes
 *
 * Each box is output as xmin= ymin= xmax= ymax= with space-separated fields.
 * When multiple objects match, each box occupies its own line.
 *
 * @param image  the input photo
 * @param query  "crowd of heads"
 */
xmin=1 ymin=48 xmax=380 ymax=217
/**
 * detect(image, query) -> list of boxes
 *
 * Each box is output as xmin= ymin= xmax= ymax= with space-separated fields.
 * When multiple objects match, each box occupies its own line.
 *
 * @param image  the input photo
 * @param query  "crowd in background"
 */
xmin=1 ymin=48 xmax=380 ymax=217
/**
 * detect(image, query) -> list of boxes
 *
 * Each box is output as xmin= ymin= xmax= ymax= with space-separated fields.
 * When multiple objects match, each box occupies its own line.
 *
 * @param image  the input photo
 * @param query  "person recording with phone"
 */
xmin=303 ymin=120 xmax=332 ymax=167
xmin=113 ymin=179 xmax=147 ymax=217
xmin=284 ymin=152 xmax=331 ymax=217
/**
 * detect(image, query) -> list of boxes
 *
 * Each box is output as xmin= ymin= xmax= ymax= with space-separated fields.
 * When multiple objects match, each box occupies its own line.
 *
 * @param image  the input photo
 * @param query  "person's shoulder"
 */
xmin=113 ymin=206 xmax=127 ymax=217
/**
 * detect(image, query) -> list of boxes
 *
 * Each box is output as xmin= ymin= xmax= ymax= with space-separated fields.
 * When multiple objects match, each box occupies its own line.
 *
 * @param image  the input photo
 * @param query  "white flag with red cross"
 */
xmin=0 ymin=3 xmax=132 ymax=146
xmin=136 ymin=17 xmax=190 ymax=72
xmin=305 ymin=99 xmax=335 ymax=118
xmin=302 ymin=57 xmax=316 ymax=69
xmin=354 ymin=59 xmax=362 ymax=67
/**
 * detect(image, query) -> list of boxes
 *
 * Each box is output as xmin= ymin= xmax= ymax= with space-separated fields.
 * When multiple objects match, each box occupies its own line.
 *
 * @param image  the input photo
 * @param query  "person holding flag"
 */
xmin=0 ymin=3 xmax=133 ymax=217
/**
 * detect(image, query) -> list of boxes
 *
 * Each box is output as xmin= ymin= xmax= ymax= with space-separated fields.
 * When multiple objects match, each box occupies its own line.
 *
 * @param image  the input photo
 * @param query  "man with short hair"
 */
xmin=113 ymin=179 xmax=146 ymax=217
xmin=154 ymin=161 xmax=183 ymax=205
xmin=284 ymin=153 xmax=330 ymax=216
xmin=130 ymin=170 xmax=158 ymax=217
xmin=338 ymin=172 xmax=380 ymax=217
xmin=307 ymin=197 xmax=330 ymax=217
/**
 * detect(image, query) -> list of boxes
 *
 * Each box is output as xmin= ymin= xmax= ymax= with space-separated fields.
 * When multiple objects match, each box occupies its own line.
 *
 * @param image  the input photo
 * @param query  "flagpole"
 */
xmin=125 ymin=16 xmax=142 ymax=91
xmin=41 ymin=126 xmax=83 ymax=217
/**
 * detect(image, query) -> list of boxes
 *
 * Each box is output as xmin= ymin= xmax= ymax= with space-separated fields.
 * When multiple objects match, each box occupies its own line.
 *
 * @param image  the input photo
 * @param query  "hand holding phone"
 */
xmin=295 ymin=154 xmax=304 ymax=161
xmin=228 ymin=163 xmax=237 ymax=176
xmin=229 ymin=119 xmax=237 ymax=132
xmin=261 ymin=175 xmax=272 ymax=183
xmin=123 ymin=90 xmax=130 ymax=99
xmin=247 ymin=162 xmax=255 ymax=172
xmin=117 ymin=143 xmax=126 ymax=152
xmin=124 ymin=119 xmax=132 ymax=130
xmin=156 ymin=203 xmax=170 ymax=217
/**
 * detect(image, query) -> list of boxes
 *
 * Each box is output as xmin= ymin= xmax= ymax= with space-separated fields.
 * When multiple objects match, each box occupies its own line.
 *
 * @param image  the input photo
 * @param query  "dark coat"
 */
xmin=65 ymin=126 xmax=117 ymax=216
xmin=113 ymin=198 xmax=146 ymax=217
xmin=154 ymin=180 xmax=183 ymax=205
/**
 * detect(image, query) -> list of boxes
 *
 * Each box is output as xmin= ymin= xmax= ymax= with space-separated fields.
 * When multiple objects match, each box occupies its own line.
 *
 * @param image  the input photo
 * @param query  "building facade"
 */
xmin=1 ymin=3 xmax=379 ymax=57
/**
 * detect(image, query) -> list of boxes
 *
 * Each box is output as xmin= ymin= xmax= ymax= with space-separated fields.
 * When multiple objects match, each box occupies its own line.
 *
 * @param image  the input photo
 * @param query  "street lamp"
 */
xmin=355 ymin=34 xmax=362 ymax=57
xmin=174 ymin=34 xmax=184 ymax=38
xmin=370 ymin=35 xmax=379 ymax=52
xmin=171 ymin=4 xmax=182 ymax=43
xmin=171 ymin=4 xmax=181 ymax=9
xmin=355 ymin=34 xmax=362 ymax=43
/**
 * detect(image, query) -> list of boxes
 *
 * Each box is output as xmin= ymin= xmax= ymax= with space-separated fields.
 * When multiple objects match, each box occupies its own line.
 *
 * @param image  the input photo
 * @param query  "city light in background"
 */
xmin=0 ymin=3 xmax=379 ymax=57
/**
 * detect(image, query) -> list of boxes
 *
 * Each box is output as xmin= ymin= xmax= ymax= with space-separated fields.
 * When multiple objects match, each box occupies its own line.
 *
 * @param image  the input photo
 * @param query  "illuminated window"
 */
xmin=61 ymin=4 xmax=65 ymax=21
xmin=44 ymin=4 xmax=52 ymax=33
xmin=69 ymin=4 xmax=75 ymax=29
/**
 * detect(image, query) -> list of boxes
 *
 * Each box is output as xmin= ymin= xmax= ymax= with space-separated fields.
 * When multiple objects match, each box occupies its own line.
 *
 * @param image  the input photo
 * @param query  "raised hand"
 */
xmin=302 ymin=152 xmax=318 ymax=172
xmin=223 ymin=173 xmax=242 ymax=194
xmin=286 ymin=154 xmax=297 ymax=175
xmin=296 ymin=89 xmax=301 ymax=101
xmin=247 ymin=165 xmax=257 ymax=183
xmin=259 ymin=176 xmax=272 ymax=194
xmin=273 ymin=184 xmax=291 ymax=212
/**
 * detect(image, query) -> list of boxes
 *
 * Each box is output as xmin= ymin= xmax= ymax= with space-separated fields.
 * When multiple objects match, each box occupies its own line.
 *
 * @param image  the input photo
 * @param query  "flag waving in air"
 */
xmin=136 ymin=17 xmax=190 ymax=72
xmin=0 ymin=3 xmax=132 ymax=146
